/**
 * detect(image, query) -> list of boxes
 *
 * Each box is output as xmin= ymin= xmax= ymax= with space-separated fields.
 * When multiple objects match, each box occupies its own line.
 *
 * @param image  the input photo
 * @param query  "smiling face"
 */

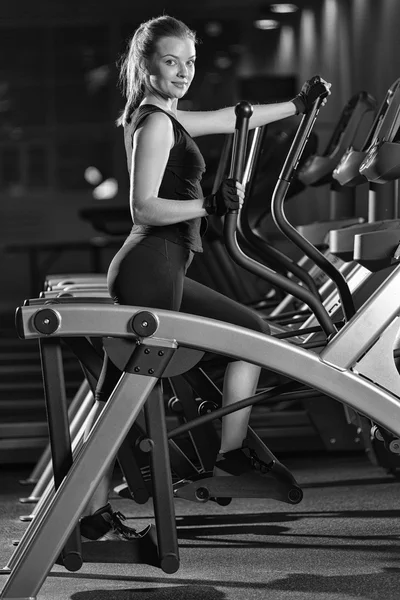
xmin=145 ymin=36 xmax=196 ymax=102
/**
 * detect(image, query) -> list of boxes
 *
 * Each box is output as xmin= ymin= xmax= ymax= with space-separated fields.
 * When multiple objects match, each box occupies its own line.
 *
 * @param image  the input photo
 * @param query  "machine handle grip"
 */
xmin=281 ymin=87 xmax=329 ymax=182
xmin=228 ymin=101 xmax=253 ymax=189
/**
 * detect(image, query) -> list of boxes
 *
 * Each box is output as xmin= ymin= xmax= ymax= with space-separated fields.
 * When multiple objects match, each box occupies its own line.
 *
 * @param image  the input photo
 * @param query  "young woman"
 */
xmin=80 ymin=15 xmax=330 ymax=541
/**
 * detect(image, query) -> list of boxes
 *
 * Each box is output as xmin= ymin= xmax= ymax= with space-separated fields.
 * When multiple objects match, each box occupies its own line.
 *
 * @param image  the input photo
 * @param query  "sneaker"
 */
xmin=80 ymin=503 xmax=151 ymax=541
xmin=213 ymin=446 xmax=274 ymax=477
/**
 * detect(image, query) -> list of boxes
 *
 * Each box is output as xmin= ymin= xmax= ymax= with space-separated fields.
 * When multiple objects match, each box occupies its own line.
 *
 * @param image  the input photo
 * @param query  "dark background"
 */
xmin=0 ymin=0 xmax=399 ymax=313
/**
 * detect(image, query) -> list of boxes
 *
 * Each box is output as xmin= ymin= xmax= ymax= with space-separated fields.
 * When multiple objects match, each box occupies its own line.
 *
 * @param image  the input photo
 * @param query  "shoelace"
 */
xmin=111 ymin=510 xmax=138 ymax=537
xmin=247 ymin=449 xmax=275 ymax=474
xmin=112 ymin=510 xmax=127 ymax=522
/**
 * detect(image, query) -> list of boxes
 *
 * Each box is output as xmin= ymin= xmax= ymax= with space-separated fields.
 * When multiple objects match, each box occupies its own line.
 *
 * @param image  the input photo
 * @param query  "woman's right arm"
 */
xmin=130 ymin=112 xmax=208 ymax=226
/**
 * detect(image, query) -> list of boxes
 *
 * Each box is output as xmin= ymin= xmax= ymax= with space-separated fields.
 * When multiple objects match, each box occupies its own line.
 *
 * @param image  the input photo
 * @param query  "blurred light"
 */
xmin=9 ymin=127 xmax=23 ymax=141
xmin=322 ymin=0 xmax=338 ymax=27
xmin=269 ymin=3 xmax=299 ymax=13
xmin=276 ymin=25 xmax=296 ymax=72
xmin=93 ymin=178 xmax=118 ymax=200
xmin=9 ymin=183 xmax=25 ymax=197
xmin=351 ymin=0 xmax=370 ymax=62
xmin=322 ymin=0 xmax=338 ymax=64
xmin=205 ymin=21 xmax=222 ymax=36
xmin=85 ymin=65 xmax=110 ymax=93
xmin=299 ymin=8 xmax=317 ymax=65
xmin=254 ymin=19 xmax=280 ymax=30
xmin=84 ymin=166 xmax=102 ymax=186
xmin=214 ymin=53 xmax=232 ymax=69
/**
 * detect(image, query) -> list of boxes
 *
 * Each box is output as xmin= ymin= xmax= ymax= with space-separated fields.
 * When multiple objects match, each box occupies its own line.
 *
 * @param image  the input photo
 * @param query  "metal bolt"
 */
xmin=148 ymin=368 xmax=155 ymax=374
xmin=195 ymin=487 xmax=209 ymax=501
xmin=158 ymin=350 xmax=164 ymax=356
xmin=139 ymin=438 xmax=154 ymax=453
xmin=390 ymin=440 xmax=400 ymax=454
xmin=144 ymin=348 xmax=150 ymax=354
xmin=134 ymin=366 xmax=140 ymax=372
xmin=43 ymin=318 xmax=50 ymax=325
xmin=371 ymin=426 xmax=384 ymax=441
xmin=142 ymin=321 xmax=148 ymax=327
xmin=288 ymin=488 xmax=303 ymax=504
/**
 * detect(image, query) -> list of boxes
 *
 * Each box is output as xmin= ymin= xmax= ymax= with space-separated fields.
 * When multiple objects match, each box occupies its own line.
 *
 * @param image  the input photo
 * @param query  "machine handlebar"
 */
xmin=228 ymin=101 xmax=254 ymax=192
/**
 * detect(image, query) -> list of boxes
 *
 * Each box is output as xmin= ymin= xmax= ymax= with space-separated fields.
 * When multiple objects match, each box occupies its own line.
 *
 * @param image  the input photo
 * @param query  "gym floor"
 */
xmin=1 ymin=452 xmax=399 ymax=600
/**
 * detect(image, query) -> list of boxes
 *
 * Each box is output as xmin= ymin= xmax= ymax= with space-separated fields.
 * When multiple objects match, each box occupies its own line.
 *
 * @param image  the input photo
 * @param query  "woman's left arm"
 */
xmin=177 ymin=101 xmax=297 ymax=138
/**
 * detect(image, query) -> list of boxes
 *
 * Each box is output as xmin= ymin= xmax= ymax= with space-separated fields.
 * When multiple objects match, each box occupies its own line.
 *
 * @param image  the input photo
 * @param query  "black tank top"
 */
xmin=124 ymin=104 xmax=207 ymax=253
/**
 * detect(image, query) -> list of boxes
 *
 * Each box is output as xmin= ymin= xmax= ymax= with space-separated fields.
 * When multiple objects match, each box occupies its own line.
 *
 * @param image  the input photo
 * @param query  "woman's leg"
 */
xmin=81 ymin=237 xmax=188 ymax=531
xmin=181 ymin=276 xmax=269 ymax=455
xmin=220 ymin=361 xmax=262 ymax=453
xmin=81 ymin=356 xmax=122 ymax=518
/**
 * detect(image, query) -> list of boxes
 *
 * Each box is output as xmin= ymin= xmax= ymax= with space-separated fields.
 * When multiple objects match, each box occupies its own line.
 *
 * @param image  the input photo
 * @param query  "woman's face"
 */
xmin=146 ymin=36 xmax=196 ymax=100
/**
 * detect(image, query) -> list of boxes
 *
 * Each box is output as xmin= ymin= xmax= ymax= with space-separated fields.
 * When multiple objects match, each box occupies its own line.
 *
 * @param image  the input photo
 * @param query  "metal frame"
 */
xmin=3 ymin=261 xmax=400 ymax=598
xmin=13 ymin=294 xmax=400 ymax=430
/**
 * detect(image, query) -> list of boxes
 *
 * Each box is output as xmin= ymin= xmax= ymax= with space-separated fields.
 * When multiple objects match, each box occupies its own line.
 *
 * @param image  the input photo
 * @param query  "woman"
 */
xmin=80 ymin=15 xmax=330 ymax=541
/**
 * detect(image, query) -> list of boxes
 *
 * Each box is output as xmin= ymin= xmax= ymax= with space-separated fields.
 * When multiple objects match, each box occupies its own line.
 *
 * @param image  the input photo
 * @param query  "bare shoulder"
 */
xmin=135 ymin=111 xmax=174 ymax=139
xmin=132 ymin=111 xmax=175 ymax=171
xmin=133 ymin=111 xmax=175 ymax=155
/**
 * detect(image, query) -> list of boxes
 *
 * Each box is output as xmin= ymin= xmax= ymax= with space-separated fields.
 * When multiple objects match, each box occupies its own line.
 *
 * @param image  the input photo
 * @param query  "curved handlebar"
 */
xmin=223 ymin=99 xmax=337 ymax=337
xmin=272 ymin=94 xmax=356 ymax=322
xmin=281 ymin=93 xmax=326 ymax=183
xmin=228 ymin=101 xmax=254 ymax=188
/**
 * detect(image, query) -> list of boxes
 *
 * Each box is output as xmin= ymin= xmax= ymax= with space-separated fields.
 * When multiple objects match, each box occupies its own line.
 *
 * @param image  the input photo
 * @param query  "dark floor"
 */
xmin=1 ymin=453 xmax=400 ymax=600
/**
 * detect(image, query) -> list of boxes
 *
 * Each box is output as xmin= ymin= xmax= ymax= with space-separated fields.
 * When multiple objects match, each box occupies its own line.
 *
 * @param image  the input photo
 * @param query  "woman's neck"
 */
xmin=141 ymin=93 xmax=178 ymax=116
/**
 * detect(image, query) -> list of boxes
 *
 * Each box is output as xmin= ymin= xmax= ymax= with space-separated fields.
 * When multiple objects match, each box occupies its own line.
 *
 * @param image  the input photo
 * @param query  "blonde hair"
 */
xmin=116 ymin=15 xmax=197 ymax=127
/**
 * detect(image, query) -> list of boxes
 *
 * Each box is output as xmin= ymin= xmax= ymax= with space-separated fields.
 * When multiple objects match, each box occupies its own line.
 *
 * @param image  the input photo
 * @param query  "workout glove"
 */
xmin=292 ymin=75 xmax=330 ymax=115
xmin=203 ymin=178 xmax=240 ymax=217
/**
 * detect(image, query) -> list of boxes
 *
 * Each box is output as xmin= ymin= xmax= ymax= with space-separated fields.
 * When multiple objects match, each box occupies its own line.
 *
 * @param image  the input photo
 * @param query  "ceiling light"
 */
xmin=254 ymin=19 xmax=280 ymax=30
xmin=269 ymin=3 xmax=299 ymax=13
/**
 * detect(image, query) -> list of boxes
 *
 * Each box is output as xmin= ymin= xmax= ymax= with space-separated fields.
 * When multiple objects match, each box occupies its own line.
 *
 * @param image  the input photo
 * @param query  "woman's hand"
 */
xmin=319 ymin=77 xmax=331 ymax=107
xmin=203 ymin=178 xmax=245 ymax=216
xmin=235 ymin=180 xmax=245 ymax=209
xmin=292 ymin=75 xmax=332 ymax=114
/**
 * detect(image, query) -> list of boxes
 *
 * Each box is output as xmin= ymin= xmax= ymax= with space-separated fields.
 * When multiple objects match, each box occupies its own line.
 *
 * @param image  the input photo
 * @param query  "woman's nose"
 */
xmin=178 ymin=63 xmax=188 ymax=78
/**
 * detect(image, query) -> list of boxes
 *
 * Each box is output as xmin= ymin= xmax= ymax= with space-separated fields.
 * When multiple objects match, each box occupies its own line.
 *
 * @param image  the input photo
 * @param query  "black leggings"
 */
xmin=96 ymin=235 xmax=270 ymax=401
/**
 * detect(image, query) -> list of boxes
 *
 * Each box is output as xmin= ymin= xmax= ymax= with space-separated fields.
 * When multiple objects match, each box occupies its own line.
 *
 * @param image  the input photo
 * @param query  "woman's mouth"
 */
xmin=172 ymin=82 xmax=187 ymax=88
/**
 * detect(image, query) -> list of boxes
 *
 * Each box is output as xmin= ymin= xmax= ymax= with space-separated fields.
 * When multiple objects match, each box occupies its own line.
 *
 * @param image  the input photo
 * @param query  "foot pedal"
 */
xmin=18 ymin=477 xmax=38 ymax=486
xmin=174 ymin=472 xmax=303 ymax=505
xmin=174 ymin=475 xmax=232 ymax=506
xmin=19 ymin=514 xmax=34 ymax=522
xmin=19 ymin=495 xmax=39 ymax=504
xmin=81 ymin=524 xmax=178 ymax=573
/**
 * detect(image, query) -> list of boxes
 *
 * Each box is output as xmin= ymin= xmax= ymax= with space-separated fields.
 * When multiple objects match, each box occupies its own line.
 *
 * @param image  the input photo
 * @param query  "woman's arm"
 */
xmin=177 ymin=101 xmax=297 ymax=138
xmin=131 ymin=112 xmax=207 ymax=226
